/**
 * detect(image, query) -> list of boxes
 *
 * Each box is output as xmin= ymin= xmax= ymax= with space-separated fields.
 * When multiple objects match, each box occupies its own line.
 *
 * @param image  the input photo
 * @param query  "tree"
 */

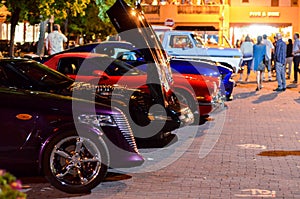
xmin=66 ymin=0 xmax=117 ymax=43
xmin=96 ymin=0 xmax=135 ymax=23
xmin=0 ymin=0 xmax=90 ymax=57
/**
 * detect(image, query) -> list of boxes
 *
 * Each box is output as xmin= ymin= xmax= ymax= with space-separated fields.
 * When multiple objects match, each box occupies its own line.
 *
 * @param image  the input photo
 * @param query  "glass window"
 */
xmin=169 ymin=35 xmax=193 ymax=49
xmin=57 ymin=58 xmax=84 ymax=75
xmin=80 ymin=57 xmax=145 ymax=76
xmin=242 ymin=0 xmax=249 ymax=3
xmin=271 ymin=0 xmax=279 ymax=6
xmin=11 ymin=61 xmax=72 ymax=86
xmin=292 ymin=0 xmax=298 ymax=6
xmin=0 ymin=64 xmax=30 ymax=89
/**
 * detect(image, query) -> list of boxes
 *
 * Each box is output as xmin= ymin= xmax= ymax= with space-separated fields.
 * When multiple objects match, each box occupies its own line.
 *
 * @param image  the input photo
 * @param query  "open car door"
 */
xmin=107 ymin=0 xmax=175 ymax=107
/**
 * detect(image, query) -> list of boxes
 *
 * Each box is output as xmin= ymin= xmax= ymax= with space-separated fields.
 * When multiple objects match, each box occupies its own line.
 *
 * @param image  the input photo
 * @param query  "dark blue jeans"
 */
xmin=293 ymin=56 xmax=300 ymax=82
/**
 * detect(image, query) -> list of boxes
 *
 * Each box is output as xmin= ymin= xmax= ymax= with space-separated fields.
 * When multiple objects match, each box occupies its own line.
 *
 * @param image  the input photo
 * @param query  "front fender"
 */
xmin=38 ymin=123 xmax=103 ymax=173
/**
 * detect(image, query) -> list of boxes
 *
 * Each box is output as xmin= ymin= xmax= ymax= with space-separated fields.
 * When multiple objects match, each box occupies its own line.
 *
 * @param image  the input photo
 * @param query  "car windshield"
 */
xmin=190 ymin=33 xmax=205 ymax=47
xmin=11 ymin=61 xmax=73 ymax=85
xmin=80 ymin=57 xmax=145 ymax=76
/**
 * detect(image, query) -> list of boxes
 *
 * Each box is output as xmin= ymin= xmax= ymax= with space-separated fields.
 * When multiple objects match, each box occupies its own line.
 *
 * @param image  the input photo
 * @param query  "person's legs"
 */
xmin=267 ymin=58 xmax=272 ymax=81
xmin=293 ymin=56 xmax=300 ymax=83
xmin=260 ymin=70 xmax=263 ymax=88
xmin=256 ymin=71 xmax=261 ymax=90
xmin=238 ymin=63 xmax=245 ymax=82
xmin=245 ymin=60 xmax=252 ymax=81
xmin=281 ymin=66 xmax=286 ymax=89
xmin=286 ymin=57 xmax=293 ymax=79
xmin=276 ymin=62 xmax=283 ymax=89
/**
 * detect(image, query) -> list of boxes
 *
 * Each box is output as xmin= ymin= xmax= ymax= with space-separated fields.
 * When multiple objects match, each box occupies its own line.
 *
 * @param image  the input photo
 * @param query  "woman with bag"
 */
xmin=253 ymin=36 xmax=266 ymax=91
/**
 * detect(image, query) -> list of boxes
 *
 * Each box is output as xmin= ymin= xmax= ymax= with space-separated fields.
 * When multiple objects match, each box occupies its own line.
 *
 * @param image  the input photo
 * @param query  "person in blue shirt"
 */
xmin=253 ymin=36 xmax=266 ymax=91
xmin=273 ymin=33 xmax=287 ymax=92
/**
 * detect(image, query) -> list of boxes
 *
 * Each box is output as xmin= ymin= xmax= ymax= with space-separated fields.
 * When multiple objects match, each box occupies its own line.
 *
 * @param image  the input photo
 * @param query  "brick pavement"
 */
xmin=22 ymin=72 xmax=300 ymax=199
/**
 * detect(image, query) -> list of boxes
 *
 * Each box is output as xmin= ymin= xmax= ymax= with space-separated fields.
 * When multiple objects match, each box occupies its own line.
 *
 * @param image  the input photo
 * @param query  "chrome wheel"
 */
xmin=43 ymin=131 xmax=108 ymax=193
xmin=50 ymin=136 xmax=102 ymax=186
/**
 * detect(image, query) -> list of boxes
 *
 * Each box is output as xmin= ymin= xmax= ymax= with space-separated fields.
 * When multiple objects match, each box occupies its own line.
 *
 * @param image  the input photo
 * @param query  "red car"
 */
xmin=43 ymin=52 xmax=223 ymax=118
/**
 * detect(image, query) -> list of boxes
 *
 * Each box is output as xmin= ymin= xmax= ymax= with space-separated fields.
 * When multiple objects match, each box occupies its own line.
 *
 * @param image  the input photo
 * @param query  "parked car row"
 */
xmin=43 ymin=40 xmax=235 ymax=101
xmin=0 ymin=0 xmax=229 ymax=194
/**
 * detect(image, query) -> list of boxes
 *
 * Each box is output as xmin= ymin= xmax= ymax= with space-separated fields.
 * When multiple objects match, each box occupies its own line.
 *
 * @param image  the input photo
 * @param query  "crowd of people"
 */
xmin=236 ymin=32 xmax=300 ymax=93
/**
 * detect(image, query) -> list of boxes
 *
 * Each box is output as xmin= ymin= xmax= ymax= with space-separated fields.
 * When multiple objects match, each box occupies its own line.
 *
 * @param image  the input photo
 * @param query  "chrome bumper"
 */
xmin=198 ymin=92 xmax=226 ymax=113
xmin=179 ymin=106 xmax=194 ymax=125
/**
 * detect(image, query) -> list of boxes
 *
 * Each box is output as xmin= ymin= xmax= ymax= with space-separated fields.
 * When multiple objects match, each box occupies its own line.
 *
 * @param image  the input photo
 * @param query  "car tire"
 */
xmin=174 ymin=89 xmax=197 ymax=113
xmin=174 ymin=89 xmax=199 ymax=124
xmin=42 ymin=130 xmax=109 ymax=194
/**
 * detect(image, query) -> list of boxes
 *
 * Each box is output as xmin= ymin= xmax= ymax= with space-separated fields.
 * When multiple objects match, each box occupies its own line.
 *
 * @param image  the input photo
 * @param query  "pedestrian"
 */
xmin=253 ymin=36 xmax=266 ymax=91
xmin=262 ymin=34 xmax=274 ymax=81
xmin=286 ymin=38 xmax=293 ymax=79
xmin=273 ymin=33 xmax=287 ymax=92
xmin=292 ymin=32 xmax=300 ymax=83
xmin=271 ymin=36 xmax=277 ymax=75
xmin=238 ymin=35 xmax=253 ymax=82
xmin=235 ymin=39 xmax=240 ymax=48
xmin=45 ymin=24 xmax=68 ymax=55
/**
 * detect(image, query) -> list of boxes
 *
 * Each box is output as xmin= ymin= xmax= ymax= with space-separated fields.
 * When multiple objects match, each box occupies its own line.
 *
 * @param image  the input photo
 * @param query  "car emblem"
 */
xmin=16 ymin=114 xmax=33 ymax=121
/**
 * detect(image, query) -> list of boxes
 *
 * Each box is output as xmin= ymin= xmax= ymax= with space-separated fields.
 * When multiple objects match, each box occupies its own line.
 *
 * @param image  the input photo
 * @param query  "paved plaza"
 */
xmin=22 ymin=73 xmax=300 ymax=199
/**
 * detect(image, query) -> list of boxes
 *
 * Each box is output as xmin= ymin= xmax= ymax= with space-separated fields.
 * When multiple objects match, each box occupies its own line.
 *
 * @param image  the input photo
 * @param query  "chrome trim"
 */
xmin=112 ymin=114 xmax=139 ymax=153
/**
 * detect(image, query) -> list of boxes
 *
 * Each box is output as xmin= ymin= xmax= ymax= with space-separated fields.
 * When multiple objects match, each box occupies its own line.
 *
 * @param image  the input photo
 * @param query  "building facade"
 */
xmin=144 ymin=0 xmax=299 ymax=44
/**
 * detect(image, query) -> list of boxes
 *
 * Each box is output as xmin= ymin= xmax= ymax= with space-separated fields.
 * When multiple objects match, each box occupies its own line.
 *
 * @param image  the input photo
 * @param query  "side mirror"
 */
xmin=92 ymin=70 xmax=109 ymax=80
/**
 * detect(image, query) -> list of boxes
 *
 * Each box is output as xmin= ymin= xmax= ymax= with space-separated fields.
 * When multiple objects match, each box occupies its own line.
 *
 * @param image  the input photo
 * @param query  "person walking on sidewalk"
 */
xmin=45 ymin=24 xmax=68 ymax=55
xmin=262 ymin=34 xmax=274 ymax=81
xmin=292 ymin=33 xmax=300 ymax=83
xmin=253 ymin=36 xmax=266 ymax=91
xmin=238 ymin=35 xmax=253 ymax=82
xmin=273 ymin=33 xmax=287 ymax=92
xmin=286 ymin=39 xmax=293 ymax=79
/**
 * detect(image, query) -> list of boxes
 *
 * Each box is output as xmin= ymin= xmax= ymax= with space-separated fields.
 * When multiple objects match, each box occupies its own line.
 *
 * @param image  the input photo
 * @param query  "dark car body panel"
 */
xmin=0 ymin=87 xmax=144 ymax=175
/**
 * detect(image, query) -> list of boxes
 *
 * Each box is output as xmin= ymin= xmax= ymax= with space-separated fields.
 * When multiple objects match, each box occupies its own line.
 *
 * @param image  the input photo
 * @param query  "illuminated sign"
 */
xmin=249 ymin=11 xmax=280 ymax=17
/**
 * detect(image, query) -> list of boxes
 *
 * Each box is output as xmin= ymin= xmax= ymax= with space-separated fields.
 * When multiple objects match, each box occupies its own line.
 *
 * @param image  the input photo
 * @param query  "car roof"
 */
xmin=0 ymin=57 xmax=37 ymax=63
xmin=49 ymin=52 xmax=109 ymax=59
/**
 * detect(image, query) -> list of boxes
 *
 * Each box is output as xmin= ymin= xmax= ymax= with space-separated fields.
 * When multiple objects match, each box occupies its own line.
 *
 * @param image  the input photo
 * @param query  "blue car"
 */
xmin=169 ymin=58 xmax=235 ymax=101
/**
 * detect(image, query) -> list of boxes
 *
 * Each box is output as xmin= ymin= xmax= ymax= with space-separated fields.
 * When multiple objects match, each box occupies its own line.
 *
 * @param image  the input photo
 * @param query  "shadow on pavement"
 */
xmin=233 ymin=91 xmax=258 ymax=100
xmin=252 ymin=92 xmax=279 ymax=104
xmin=20 ymin=171 xmax=131 ymax=199
xmin=136 ymin=134 xmax=178 ymax=148
xmin=257 ymin=150 xmax=300 ymax=157
xmin=19 ymin=176 xmax=87 ymax=199
xmin=104 ymin=172 xmax=132 ymax=182
xmin=286 ymin=83 xmax=298 ymax=88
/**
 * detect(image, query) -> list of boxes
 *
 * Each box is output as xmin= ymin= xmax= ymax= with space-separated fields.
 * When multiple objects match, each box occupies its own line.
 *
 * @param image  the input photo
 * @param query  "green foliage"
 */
xmin=0 ymin=170 xmax=26 ymax=199
xmin=67 ymin=1 xmax=117 ymax=41
xmin=96 ymin=0 xmax=136 ymax=22
xmin=1 ymin=0 xmax=92 ymax=56
xmin=1 ymin=0 xmax=91 ymax=25
xmin=38 ymin=0 xmax=91 ymax=20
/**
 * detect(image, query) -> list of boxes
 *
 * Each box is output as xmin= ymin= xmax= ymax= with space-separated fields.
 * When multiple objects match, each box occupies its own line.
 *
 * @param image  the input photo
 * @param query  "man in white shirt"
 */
xmin=45 ymin=24 xmax=68 ymax=55
xmin=262 ymin=34 xmax=274 ymax=81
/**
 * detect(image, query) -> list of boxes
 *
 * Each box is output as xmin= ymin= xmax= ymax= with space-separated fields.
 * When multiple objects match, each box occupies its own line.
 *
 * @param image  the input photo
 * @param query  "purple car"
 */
xmin=0 ymin=66 xmax=143 ymax=193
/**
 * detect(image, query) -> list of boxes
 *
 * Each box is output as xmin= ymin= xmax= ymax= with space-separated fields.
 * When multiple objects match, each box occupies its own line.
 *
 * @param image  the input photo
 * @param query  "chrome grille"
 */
xmin=112 ymin=113 xmax=139 ymax=153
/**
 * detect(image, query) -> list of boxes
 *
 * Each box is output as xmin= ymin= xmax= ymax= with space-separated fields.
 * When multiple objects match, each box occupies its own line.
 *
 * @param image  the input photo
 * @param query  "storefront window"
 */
xmin=292 ymin=0 xmax=298 ymax=6
xmin=271 ymin=0 xmax=279 ymax=6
